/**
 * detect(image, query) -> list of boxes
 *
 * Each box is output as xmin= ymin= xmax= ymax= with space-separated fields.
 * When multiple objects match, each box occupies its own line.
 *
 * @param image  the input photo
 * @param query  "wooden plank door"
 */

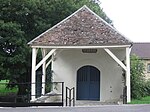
xmin=77 ymin=66 xmax=100 ymax=100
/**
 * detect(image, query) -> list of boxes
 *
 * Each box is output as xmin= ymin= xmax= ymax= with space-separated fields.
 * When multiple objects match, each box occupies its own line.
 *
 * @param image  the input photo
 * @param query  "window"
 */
xmin=147 ymin=64 xmax=150 ymax=73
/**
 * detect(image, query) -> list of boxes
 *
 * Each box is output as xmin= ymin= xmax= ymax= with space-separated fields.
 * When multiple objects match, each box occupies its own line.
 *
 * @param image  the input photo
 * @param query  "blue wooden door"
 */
xmin=77 ymin=66 xmax=100 ymax=100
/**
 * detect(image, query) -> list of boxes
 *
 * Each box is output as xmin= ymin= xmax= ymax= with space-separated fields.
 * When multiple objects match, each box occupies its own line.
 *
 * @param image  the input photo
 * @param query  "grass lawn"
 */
xmin=0 ymin=80 xmax=18 ymax=96
xmin=129 ymin=96 xmax=150 ymax=104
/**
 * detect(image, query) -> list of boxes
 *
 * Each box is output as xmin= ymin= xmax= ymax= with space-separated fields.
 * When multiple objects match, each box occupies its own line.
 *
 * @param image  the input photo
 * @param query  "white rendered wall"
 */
xmin=52 ymin=48 xmax=126 ymax=102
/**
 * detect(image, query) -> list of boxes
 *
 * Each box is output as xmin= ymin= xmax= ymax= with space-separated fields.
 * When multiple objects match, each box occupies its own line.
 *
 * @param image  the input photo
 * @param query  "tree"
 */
xmin=0 ymin=21 xmax=30 ymax=95
xmin=0 ymin=0 xmax=112 ymax=96
xmin=130 ymin=55 xmax=146 ymax=99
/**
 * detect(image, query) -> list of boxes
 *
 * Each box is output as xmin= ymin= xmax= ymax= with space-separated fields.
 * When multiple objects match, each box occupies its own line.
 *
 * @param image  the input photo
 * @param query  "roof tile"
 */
xmin=28 ymin=6 xmax=132 ymax=46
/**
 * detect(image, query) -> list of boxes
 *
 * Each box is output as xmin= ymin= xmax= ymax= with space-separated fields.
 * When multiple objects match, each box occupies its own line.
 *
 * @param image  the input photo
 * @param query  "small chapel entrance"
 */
xmin=77 ymin=65 xmax=100 ymax=100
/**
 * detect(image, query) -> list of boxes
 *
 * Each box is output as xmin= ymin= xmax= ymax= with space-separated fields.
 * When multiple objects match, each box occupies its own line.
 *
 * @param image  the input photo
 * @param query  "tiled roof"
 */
xmin=131 ymin=43 xmax=150 ymax=59
xmin=28 ymin=5 xmax=132 ymax=46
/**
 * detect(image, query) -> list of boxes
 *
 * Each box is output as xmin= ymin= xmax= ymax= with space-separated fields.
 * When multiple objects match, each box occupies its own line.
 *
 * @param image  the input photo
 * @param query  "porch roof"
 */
xmin=28 ymin=5 xmax=132 ymax=47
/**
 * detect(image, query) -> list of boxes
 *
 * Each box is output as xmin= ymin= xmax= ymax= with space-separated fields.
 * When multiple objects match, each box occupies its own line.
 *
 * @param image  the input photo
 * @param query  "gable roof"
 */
xmin=28 ymin=5 xmax=132 ymax=46
xmin=131 ymin=43 xmax=150 ymax=59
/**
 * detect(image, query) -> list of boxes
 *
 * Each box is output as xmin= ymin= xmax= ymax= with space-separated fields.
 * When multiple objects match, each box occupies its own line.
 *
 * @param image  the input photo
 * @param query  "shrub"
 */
xmin=145 ymin=79 xmax=150 ymax=96
xmin=130 ymin=55 xmax=146 ymax=99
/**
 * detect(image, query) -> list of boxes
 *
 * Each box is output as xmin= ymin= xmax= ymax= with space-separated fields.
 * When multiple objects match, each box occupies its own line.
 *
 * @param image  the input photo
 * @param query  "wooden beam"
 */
xmin=104 ymin=48 xmax=127 ymax=71
xmin=31 ymin=48 xmax=38 ymax=101
xmin=41 ymin=48 xmax=46 ymax=95
xmin=35 ymin=49 xmax=56 ymax=70
xmin=126 ymin=47 xmax=131 ymax=102
xmin=46 ymin=59 xmax=53 ymax=68
xmin=46 ymin=49 xmax=63 ymax=68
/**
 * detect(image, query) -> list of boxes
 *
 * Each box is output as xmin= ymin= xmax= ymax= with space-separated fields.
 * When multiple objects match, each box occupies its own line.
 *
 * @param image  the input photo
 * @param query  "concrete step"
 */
xmin=75 ymin=100 xmax=119 ymax=106
xmin=32 ymin=91 xmax=62 ymax=103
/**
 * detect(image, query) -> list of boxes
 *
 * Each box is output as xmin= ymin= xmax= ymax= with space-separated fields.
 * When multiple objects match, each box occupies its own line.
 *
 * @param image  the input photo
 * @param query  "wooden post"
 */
xmin=126 ymin=47 xmax=131 ymax=102
xmin=31 ymin=48 xmax=37 ymax=101
xmin=41 ymin=48 xmax=46 ymax=95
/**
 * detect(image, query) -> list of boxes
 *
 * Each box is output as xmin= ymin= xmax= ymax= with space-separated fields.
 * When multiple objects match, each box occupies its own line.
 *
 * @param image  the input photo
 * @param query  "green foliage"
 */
xmin=45 ymin=65 xmax=53 ymax=93
xmin=130 ymin=55 xmax=146 ymax=99
xmin=129 ymin=96 xmax=150 ymax=104
xmin=0 ymin=80 xmax=18 ymax=96
xmin=144 ymin=79 xmax=150 ymax=96
xmin=0 ymin=21 xmax=28 ymax=80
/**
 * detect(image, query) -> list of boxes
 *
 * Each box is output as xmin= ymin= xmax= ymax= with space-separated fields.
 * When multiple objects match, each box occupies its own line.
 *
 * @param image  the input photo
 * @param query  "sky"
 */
xmin=100 ymin=0 xmax=150 ymax=42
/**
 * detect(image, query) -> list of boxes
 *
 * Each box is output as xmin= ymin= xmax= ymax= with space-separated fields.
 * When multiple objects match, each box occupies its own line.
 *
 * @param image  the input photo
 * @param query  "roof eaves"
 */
xmin=30 ymin=44 xmax=131 ymax=49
